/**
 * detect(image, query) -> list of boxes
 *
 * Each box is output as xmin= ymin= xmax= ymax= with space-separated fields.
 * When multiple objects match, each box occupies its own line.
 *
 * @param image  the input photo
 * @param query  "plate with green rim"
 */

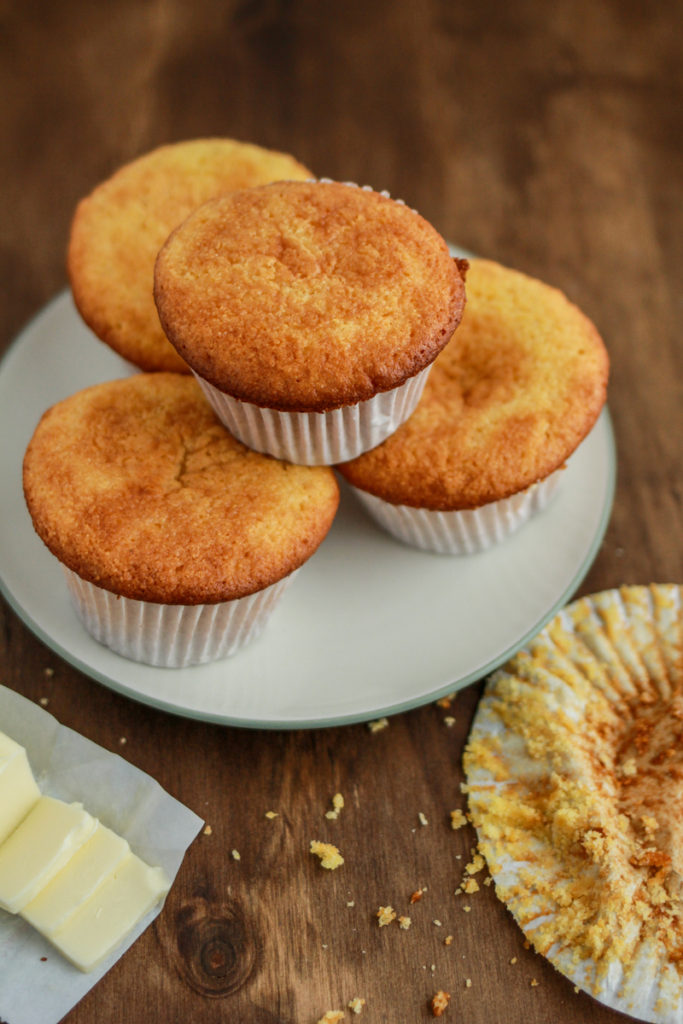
xmin=0 ymin=270 xmax=616 ymax=729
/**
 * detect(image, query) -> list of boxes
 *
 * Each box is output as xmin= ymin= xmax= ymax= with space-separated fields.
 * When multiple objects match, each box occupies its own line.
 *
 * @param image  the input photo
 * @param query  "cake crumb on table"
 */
xmin=316 ymin=1012 xmax=344 ymax=1024
xmin=265 ymin=810 xmax=279 ymax=819
xmin=418 ymin=812 xmax=429 ymax=826
xmin=430 ymin=990 xmax=451 ymax=1016
xmin=376 ymin=905 xmax=397 ymax=927
xmin=325 ymin=793 xmax=345 ymax=820
xmin=348 ymin=997 xmax=366 ymax=1014
xmin=231 ymin=848 xmax=240 ymax=860
xmin=368 ymin=717 xmax=389 ymax=732
xmin=444 ymin=716 xmax=456 ymax=727
xmin=203 ymin=824 xmax=213 ymax=836
xmin=465 ymin=854 xmax=485 ymax=875
xmin=310 ymin=840 xmax=344 ymax=869
xmin=398 ymin=915 xmax=412 ymax=930
xmin=444 ymin=935 xmax=453 ymax=946
xmin=410 ymin=888 xmax=425 ymax=903
xmin=450 ymin=809 xmax=468 ymax=830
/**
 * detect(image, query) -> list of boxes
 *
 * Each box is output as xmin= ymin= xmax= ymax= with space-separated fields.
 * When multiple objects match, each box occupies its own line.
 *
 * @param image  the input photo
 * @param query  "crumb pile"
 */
xmin=310 ymin=840 xmax=344 ymax=870
xmin=464 ymin=584 xmax=683 ymax=1023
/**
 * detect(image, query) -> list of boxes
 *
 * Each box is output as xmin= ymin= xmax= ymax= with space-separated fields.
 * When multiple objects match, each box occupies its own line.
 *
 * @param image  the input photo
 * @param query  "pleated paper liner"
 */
xmin=195 ymin=364 xmax=431 ymax=466
xmin=464 ymin=584 xmax=683 ymax=1024
xmin=64 ymin=567 xmax=299 ymax=668
xmin=346 ymin=465 xmax=563 ymax=555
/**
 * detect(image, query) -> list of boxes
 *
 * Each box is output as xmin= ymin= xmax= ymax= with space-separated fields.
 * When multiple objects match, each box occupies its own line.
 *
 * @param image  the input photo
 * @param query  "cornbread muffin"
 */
xmin=23 ymin=374 xmax=339 ymax=666
xmin=464 ymin=584 xmax=683 ymax=1023
xmin=337 ymin=258 xmax=608 ymax=553
xmin=154 ymin=179 xmax=467 ymax=464
xmin=68 ymin=138 xmax=313 ymax=374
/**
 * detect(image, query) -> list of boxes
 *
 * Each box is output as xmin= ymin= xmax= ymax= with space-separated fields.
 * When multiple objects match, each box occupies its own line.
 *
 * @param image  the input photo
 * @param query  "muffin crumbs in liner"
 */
xmin=63 ymin=567 xmax=298 ymax=667
xmin=463 ymin=584 xmax=683 ymax=1023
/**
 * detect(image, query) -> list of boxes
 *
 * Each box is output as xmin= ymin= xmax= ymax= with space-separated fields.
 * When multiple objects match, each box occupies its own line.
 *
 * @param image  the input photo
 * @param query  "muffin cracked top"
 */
xmin=23 ymin=374 xmax=339 ymax=604
xmin=153 ymin=180 xmax=467 ymax=412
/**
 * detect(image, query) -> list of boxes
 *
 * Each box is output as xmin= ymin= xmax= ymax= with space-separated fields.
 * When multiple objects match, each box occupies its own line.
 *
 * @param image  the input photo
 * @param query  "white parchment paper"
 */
xmin=0 ymin=684 xmax=204 ymax=1024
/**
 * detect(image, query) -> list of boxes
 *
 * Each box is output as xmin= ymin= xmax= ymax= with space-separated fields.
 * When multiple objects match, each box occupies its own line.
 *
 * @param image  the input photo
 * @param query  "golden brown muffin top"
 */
xmin=337 ymin=258 xmax=609 ymax=510
xmin=23 ymin=374 xmax=339 ymax=604
xmin=153 ymin=180 xmax=467 ymax=412
xmin=67 ymin=138 xmax=313 ymax=374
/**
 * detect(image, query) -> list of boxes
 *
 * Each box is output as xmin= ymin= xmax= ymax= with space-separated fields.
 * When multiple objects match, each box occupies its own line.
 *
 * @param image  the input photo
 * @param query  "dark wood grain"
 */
xmin=2 ymin=1 xmax=682 ymax=1021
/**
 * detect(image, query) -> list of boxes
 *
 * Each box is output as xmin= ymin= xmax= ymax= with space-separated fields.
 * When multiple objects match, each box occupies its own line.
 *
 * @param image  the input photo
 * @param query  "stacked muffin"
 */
xmin=153 ymin=178 xmax=467 ymax=463
xmin=23 ymin=137 xmax=609 ymax=667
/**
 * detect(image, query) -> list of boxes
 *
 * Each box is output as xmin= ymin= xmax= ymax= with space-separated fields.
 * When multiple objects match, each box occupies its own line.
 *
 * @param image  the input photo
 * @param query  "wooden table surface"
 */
xmin=2 ymin=2 xmax=682 ymax=1022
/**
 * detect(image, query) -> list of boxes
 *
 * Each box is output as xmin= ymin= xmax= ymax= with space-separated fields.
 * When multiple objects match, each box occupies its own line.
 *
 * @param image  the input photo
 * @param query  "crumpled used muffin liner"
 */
xmin=464 ymin=584 xmax=683 ymax=1023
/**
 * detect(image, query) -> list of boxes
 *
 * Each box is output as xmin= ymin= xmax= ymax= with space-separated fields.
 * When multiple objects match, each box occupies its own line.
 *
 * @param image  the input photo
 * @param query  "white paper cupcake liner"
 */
xmin=464 ymin=584 xmax=683 ymax=1024
xmin=63 ymin=567 xmax=297 ymax=668
xmin=194 ymin=366 xmax=431 ymax=465
xmin=347 ymin=464 xmax=564 ymax=555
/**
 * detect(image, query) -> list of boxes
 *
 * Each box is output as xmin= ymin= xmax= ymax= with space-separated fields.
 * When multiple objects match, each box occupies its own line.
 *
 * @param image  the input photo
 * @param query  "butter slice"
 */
xmin=0 ymin=796 xmax=96 ymax=913
xmin=22 ymin=821 xmax=130 ymax=936
xmin=0 ymin=731 xmax=41 ymax=845
xmin=50 ymin=853 xmax=170 ymax=971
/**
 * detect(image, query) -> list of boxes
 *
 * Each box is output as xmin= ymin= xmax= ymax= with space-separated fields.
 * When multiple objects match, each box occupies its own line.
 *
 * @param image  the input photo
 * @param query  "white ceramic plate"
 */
xmin=0 ymin=287 xmax=616 ymax=729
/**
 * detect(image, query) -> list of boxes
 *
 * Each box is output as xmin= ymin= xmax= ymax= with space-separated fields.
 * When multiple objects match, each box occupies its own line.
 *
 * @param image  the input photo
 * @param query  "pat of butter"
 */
xmin=0 ymin=796 xmax=96 ymax=913
xmin=0 ymin=731 xmax=41 ymax=845
xmin=22 ymin=821 xmax=130 ymax=936
xmin=50 ymin=853 xmax=170 ymax=972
